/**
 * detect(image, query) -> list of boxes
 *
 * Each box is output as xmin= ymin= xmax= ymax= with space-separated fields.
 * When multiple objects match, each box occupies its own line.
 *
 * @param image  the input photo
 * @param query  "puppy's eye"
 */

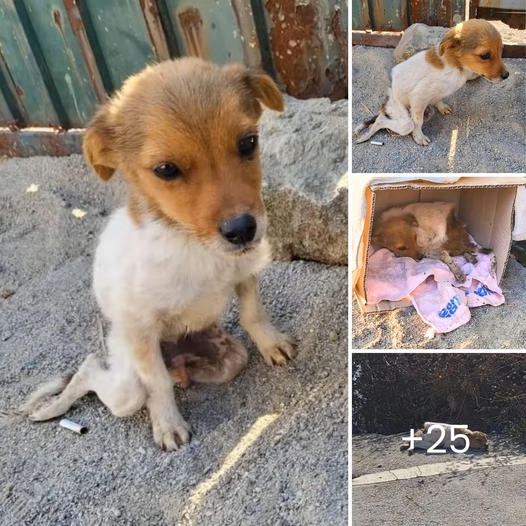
xmin=397 ymin=246 xmax=407 ymax=251
xmin=480 ymin=53 xmax=490 ymax=60
xmin=238 ymin=134 xmax=258 ymax=158
xmin=153 ymin=163 xmax=181 ymax=181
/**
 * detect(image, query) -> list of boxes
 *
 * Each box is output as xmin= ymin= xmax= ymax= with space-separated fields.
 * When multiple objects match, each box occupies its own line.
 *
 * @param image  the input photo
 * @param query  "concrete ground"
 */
xmin=351 ymin=47 xmax=526 ymax=173
xmin=0 ymin=156 xmax=347 ymax=525
xmin=352 ymin=433 xmax=526 ymax=525
xmin=352 ymin=257 xmax=526 ymax=349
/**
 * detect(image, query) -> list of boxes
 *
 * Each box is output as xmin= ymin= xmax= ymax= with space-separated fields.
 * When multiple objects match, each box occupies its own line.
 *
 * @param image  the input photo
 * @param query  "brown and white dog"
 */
xmin=355 ymin=19 xmax=509 ymax=145
xmin=371 ymin=201 xmax=495 ymax=282
xmin=18 ymin=58 xmax=296 ymax=451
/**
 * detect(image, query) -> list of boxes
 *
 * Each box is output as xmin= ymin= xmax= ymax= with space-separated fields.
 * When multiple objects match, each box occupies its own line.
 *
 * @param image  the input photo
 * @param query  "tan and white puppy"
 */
xmin=20 ymin=58 xmax=296 ymax=451
xmin=372 ymin=201 xmax=495 ymax=283
xmin=355 ymin=19 xmax=508 ymax=145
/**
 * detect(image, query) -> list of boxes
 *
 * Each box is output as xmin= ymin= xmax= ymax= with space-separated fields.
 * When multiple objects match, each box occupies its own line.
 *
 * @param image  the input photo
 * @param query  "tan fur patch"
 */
xmin=425 ymin=47 xmax=444 ymax=69
xmin=438 ymin=19 xmax=506 ymax=79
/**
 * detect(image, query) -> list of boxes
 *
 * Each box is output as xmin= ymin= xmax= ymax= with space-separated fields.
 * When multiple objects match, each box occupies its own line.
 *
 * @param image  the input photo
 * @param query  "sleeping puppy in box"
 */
xmin=355 ymin=19 xmax=508 ymax=146
xmin=371 ymin=201 xmax=496 ymax=283
xmin=18 ymin=58 xmax=296 ymax=451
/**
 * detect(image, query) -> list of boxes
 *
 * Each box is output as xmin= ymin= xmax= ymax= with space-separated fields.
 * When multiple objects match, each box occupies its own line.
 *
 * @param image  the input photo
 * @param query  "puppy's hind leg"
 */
xmin=354 ymin=115 xmax=385 ymax=143
xmin=29 ymin=352 xmax=146 ymax=421
xmin=440 ymin=250 xmax=466 ymax=283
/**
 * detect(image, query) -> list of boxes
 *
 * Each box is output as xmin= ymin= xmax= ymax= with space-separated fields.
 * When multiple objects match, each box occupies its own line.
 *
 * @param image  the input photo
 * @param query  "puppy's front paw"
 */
xmin=259 ymin=333 xmax=297 ymax=366
xmin=412 ymin=132 xmax=431 ymax=146
xmin=150 ymin=406 xmax=191 ymax=451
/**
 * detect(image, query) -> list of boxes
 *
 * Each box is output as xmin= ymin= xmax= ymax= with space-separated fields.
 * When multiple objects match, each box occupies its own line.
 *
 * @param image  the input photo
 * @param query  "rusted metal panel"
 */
xmin=351 ymin=29 xmax=402 ymax=46
xmin=263 ymin=0 xmax=348 ymax=100
xmin=231 ymin=0 xmax=263 ymax=69
xmin=353 ymin=0 xmax=467 ymax=30
xmin=0 ymin=0 xmax=59 ymax=126
xmin=63 ymin=0 xmax=107 ymax=104
xmin=77 ymin=0 xmax=156 ymax=93
xmin=21 ymin=0 xmax=100 ymax=128
xmin=0 ymin=90 xmax=15 ymax=127
xmin=162 ymin=0 xmax=245 ymax=64
xmin=409 ymin=0 xmax=465 ymax=26
xmin=140 ymin=0 xmax=171 ymax=61
xmin=352 ymin=0 xmax=371 ymax=30
xmin=0 ymin=127 xmax=83 ymax=157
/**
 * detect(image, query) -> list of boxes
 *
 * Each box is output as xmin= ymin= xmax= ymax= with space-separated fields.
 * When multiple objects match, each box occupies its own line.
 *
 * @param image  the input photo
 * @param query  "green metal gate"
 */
xmin=0 ymin=0 xmax=347 ymax=156
xmin=352 ymin=0 xmax=466 ymax=31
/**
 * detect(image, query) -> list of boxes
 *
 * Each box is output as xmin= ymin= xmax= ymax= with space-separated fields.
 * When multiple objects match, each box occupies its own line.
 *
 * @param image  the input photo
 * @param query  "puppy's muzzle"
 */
xmin=220 ymin=213 xmax=257 ymax=246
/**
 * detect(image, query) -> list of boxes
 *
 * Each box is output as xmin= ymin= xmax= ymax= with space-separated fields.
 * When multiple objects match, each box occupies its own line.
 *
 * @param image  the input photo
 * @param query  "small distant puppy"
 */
xmin=401 ymin=422 xmax=489 ymax=454
xmin=372 ymin=201 xmax=494 ymax=282
xmin=18 ymin=58 xmax=296 ymax=451
xmin=355 ymin=19 xmax=509 ymax=145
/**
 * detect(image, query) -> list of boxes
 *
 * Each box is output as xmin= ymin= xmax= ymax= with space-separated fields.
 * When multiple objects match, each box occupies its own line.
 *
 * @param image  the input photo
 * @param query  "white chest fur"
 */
xmin=93 ymin=208 xmax=271 ymax=333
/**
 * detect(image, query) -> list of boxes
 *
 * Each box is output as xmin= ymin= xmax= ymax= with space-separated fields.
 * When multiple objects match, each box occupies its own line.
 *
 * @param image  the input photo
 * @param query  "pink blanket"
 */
xmin=365 ymin=247 xmax=504 ymax=333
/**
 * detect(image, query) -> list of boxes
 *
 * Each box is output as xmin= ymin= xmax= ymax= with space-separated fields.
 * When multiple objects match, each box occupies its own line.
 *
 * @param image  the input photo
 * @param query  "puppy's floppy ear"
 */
xmin=406 ymin=214 xmax=418 ymax=228
xmin=439 ymin=27 xmax=461 ymax=56
xmin=246 ymin=72 xmax=284 ymax=112
xmin=83 ymin=107 xmax=117 ymax=181
xmin=223 ymin=63 xmax=284 ymax=112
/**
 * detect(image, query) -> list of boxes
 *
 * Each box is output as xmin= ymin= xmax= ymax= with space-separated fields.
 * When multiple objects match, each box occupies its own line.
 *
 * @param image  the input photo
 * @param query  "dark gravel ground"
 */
xmin=0 ymin=155 xmax=348 ymax=526
xmin=352 ymin=433 xmax=526 ymax=526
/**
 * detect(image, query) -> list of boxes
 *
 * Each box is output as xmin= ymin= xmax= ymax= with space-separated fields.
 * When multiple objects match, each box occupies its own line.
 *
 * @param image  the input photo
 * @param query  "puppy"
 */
xmin=372 ymin=201 xmax=494 ymax=283
xmin=355 ymin=19 xmax=508 ymax=145
xmin=19 ymin=58 xmax=296 ymax=451
xmin=401 ymin=422 xmax=489 ymax=453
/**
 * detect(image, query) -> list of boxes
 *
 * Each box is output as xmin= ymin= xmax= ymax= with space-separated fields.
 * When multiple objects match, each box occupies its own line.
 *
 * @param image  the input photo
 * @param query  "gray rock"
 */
xmin=260 ymin=95 xmax=348 ymax=265
xmin=393 ymin=23 xmax=448 ymax=63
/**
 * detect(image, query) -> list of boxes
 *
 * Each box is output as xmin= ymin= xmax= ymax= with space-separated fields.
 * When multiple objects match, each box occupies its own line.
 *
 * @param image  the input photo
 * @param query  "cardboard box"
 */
xmin=354 ymin=177 xmax=526 ymax=313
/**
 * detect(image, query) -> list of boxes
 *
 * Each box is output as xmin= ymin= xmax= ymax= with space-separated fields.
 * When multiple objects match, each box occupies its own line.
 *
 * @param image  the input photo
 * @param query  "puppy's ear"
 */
xmin=401 ymin=214 xmax=418 ymax=227
xmin=247 ymin=72 xmax=284 ymax=112
xmin=223 ymin=63 xmax=284 ymax=112
xmin=439 ymin=27 xmax=461 ymax=56
xmin=83 ymin=107 xmax=117 ymax=181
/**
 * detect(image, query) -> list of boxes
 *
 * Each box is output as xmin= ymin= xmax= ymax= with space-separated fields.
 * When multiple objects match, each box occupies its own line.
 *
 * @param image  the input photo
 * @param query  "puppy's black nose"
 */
xmin=220 ymin=214 xmax=257 ymax=245
xmin=501 ymin=71 xmax=509 ymax=79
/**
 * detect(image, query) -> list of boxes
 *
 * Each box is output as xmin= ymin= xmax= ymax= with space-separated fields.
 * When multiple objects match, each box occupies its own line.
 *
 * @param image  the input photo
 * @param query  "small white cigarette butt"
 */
xmin=59 ymin=418 xmax=88 ymax=435
xmin=370 ymin=140 xmax=384 ymax=146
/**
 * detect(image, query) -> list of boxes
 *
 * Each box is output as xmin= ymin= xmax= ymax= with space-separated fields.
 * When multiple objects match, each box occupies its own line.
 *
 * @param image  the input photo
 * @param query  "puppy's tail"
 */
xmin=1 ymin=375 xmax=72 ymax=423
xmin=354 ymin=114 xmax=379 ymax=134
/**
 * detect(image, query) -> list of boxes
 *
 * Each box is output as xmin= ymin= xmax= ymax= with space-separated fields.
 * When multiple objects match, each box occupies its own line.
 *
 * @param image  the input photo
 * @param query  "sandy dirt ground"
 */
xmin=351 ymin=47 xmax=525 ymax=173
xmin=352 ymin=433 xmax=526 ymax=525
xmin=352 ymin=257 xmax=526 ymax=349
xmin=0 ymin=155 xmax=347 ymax=525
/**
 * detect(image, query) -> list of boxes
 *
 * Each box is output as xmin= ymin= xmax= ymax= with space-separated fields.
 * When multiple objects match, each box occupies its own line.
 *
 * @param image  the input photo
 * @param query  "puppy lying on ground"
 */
xmin=18 ymin=58 xmax=296 ymax=451
xmin=372 ymin=201 xmax=495 ymax=283
xmin=355 ymin=19 xmax=508 ymax=145
xmin=401 ymin=422 xmax=489 ymax=453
